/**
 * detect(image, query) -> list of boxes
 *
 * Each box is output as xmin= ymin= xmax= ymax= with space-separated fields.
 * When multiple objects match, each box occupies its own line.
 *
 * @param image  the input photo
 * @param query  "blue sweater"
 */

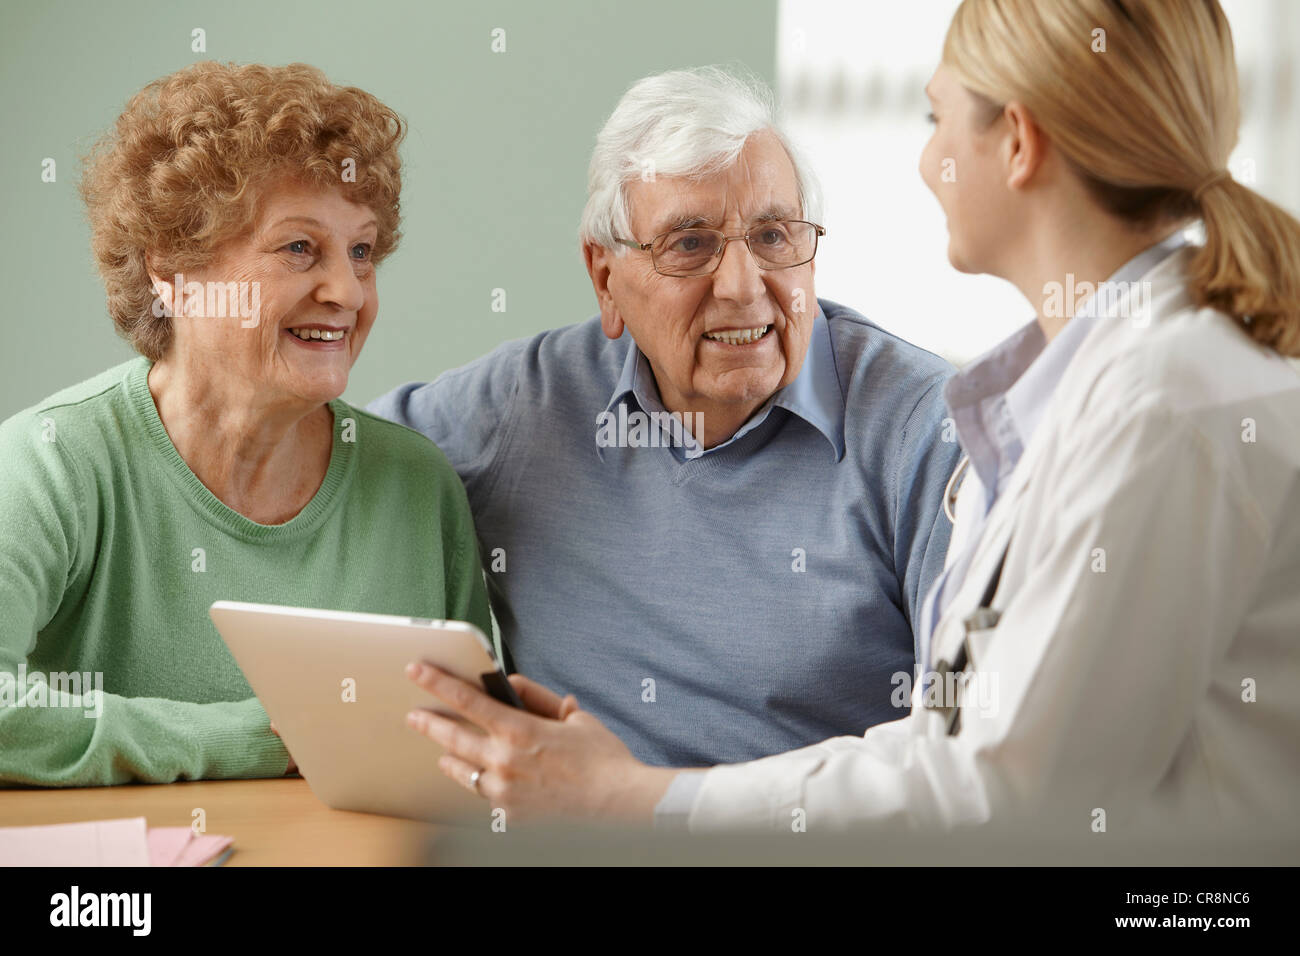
xmin=369 ymin=300 xmax=958 ymax=767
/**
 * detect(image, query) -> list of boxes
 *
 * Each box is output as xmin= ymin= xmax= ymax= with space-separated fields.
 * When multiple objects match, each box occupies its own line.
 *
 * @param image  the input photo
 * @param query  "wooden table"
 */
xmin=0 ymin=778 xmax=438 ymax=865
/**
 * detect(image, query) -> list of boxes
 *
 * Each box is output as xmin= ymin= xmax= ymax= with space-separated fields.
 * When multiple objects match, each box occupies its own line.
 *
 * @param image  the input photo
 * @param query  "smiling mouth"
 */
xmin=702 ymin=325 xmax=772 ymax=346
xmin=286 ymin=327 xmax=347 ymax=342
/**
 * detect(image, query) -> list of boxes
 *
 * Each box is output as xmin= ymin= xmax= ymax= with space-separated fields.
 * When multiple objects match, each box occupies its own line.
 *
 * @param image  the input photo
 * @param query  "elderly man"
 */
xmin=370 ymin=66 xmax=959 ymax=768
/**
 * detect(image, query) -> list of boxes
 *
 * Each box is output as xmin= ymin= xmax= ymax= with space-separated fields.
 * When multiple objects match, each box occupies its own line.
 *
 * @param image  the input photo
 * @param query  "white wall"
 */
xmin=777 ymin=0 xmax=1300 ymax=366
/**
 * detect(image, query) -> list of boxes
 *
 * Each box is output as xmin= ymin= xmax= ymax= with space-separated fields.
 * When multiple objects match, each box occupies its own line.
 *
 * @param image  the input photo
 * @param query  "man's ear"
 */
xmin=582 ymin=240 xmax=625 ymax=340
xmin=1002 ymin=101 xmax=1047 ymax=191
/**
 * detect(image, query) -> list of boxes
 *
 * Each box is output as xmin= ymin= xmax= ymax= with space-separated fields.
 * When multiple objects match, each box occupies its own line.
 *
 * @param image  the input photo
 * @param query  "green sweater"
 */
xmin=0 ymin=357 xmax=492 ymax=787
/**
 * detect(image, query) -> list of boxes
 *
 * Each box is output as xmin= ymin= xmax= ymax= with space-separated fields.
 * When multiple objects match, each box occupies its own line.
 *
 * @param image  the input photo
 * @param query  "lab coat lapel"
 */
xmin=926 ymin=418 xmax=1048 ymax=681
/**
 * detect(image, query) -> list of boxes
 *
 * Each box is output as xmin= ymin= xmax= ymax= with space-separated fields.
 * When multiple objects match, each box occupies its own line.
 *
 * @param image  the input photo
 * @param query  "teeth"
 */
xmin=289 ymin=328 xmax=346 ymax=341
xmin=704 ymin=325 xmax=770 ymax=345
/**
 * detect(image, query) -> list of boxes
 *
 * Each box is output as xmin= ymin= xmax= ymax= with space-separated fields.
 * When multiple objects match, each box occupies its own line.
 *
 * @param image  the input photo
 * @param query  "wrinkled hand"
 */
xmin=404 ymin=663 xmax=677 ymax=825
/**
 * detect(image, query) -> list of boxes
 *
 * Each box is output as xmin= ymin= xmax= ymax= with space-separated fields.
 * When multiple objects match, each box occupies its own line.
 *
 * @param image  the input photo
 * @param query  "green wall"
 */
xmin=0 ymin=0 xmax=777 ymax=417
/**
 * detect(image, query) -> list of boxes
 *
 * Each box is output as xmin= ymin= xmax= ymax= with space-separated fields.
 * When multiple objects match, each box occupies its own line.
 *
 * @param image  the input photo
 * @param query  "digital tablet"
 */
xmin=209 ymin=600 xmax=521 ymax=824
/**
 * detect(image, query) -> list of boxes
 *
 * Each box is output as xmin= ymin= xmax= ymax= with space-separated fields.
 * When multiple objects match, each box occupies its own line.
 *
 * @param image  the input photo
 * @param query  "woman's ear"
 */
xmin=144 ymin=255 xmax=176 ymax=317
xmin=582 ymin=241 xmax=625 ymax=340
xmin=1002 ymin=101 xmax=1048 ymax=191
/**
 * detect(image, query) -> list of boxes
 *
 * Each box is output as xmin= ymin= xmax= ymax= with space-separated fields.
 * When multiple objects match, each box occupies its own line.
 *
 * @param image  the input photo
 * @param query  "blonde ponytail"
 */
xmin=944 ymin=0 xmax=1300 ymax=356
xmin=1192 ymin=177 xmax=1300 ymax=355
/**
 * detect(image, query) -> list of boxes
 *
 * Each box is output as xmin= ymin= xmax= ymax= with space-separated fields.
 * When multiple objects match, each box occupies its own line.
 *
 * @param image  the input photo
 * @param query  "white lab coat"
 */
xmin=683 ymin=245 xmax=1300 ymax=833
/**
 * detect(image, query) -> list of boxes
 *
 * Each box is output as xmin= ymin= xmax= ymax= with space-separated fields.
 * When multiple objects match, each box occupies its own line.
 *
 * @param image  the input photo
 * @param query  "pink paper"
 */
xmin=0 ymin=817 xmax=150 ymax=867
xmin=0 ymin=819 xmax=232 ymax=867
xmin=145 ymin=827 xmax=193 ymax=867
xmin=173 ymin=832 xmax=233 ymax=867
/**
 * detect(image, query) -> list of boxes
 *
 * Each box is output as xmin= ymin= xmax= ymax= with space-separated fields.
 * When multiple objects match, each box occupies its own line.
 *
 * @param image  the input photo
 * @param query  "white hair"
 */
xmin=578 ymin=65 xmax=824 ymax=250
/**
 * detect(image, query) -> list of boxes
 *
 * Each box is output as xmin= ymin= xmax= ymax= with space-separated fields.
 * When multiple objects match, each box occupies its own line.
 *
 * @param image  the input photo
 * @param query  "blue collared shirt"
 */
xmin=369 ymin=299 xmax=959 ymax=768
xmin=917 ymin=230 xmax=1192 ymax=673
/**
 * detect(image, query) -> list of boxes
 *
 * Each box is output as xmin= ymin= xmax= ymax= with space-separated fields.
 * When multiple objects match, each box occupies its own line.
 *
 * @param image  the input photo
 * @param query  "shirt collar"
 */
xmin=772 ymin=306 xmax=847 ymax=461
xmin=945 ymin=229 xmax=1190 ymax=497
xmin=603 ymin=306 xmax=846 ymax=461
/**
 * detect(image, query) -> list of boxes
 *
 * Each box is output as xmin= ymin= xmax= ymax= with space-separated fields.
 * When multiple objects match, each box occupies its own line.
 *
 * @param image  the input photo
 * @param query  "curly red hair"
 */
xmin=80 ymin=61 xmax=405 ymax=360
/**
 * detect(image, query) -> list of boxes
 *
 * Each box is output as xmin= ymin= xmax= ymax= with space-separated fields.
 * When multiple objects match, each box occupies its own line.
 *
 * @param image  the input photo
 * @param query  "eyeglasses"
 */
xmin=613 ymin=220 xmax=825 ymax=277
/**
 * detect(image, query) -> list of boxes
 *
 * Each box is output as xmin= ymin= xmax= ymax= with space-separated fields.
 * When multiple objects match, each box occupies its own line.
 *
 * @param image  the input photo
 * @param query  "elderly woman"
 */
xmin=0 ymin=62 xmax=490 ymax=786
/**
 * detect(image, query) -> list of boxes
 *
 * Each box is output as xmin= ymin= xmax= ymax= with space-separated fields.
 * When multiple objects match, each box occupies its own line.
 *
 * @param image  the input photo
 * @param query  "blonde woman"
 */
xmin=405 ymin=0 xmax=1300 ymax=835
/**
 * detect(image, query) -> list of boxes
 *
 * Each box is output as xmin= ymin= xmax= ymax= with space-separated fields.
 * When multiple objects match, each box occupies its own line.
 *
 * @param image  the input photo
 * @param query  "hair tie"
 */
xmin=1192 ymin=170 xmax=1230 ymax=201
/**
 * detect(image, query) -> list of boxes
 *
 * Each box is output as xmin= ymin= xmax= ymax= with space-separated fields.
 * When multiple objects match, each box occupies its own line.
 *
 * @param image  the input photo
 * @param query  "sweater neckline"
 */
xmin=124 ymin=358 xmax=356 ymax=542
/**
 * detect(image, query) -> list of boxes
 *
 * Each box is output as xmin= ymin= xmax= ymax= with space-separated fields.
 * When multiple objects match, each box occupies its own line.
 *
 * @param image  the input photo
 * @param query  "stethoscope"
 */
xmin=942 ymin=454 xmax=970 ymax=524
xmin=929 ymin=452 xmax=1008 ymax=736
